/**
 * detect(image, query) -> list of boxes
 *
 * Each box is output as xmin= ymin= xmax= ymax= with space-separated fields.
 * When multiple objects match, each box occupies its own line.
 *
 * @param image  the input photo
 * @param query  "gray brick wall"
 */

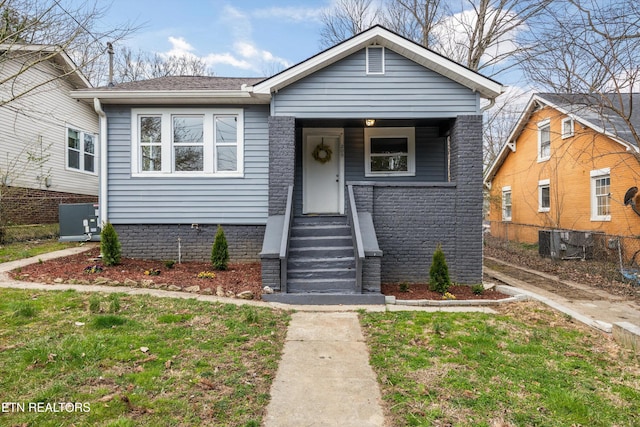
xmin=362 ymin=256 xmax=381 ymax=293
xmin=451 ymin=115 xmax=483 ymax=284
xmin=269 ymin=116 xmax=296 ymax=215
xmin=349 ymin=115 xmax=483 ymax=285
xmin=114 ymin=224 xmax=265 ymax=262
xmin=261 ymin=258 xmax=280 ymax=290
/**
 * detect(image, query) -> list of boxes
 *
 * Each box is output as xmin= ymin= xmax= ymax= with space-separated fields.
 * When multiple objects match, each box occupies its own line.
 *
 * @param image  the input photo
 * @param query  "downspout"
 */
xmin=93 ymin=98 xmax=108 ymax=226
xmin=480 ymin=97 xmax=496 ymax=113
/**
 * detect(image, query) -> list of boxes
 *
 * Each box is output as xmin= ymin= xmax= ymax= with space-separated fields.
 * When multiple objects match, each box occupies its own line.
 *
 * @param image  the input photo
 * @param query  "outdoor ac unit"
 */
xmin=538 ymin=229 xmax=595 ymax=260
xmin=59 ymin=203 xmax=101 ymax=242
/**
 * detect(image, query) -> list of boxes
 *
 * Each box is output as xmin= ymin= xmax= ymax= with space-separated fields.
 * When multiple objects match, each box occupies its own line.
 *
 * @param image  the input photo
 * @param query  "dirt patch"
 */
xmin=382 ymin=283 xmax=510 ymax=300
xmin=484 ymin=258 xmax=605 ymax=301
xmin=10 ymin=247 xmax=263 ymax=298
xmin=484 ymin=236 xmax=640 ymax=304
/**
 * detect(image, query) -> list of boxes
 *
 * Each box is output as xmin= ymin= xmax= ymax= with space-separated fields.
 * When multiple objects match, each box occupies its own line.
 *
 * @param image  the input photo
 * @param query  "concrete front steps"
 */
xmin=263 ymin=216 xmax=385 ymax=305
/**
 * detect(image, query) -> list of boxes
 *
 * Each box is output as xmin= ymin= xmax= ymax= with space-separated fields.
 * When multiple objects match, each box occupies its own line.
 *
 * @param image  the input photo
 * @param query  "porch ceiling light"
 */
xmin=365 ymin=119 xmax=376 ymax=127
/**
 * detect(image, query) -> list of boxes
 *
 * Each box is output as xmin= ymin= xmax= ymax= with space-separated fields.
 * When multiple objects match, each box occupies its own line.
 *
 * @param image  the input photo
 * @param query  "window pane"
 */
xmin=68 ymin=129 xmax=79 ymax=149
xmin=217 ymin=146 xmax=237 ymax=171
xmin=142 ymin=146 xmax=162 ymax=172
xmin=84 ymin=134 xmax=95 ymax=154
xmin=140 ymin=117 xmax=161 ymax=143
xmin=371 ymin=155 xmax=408 ymax=172
xmin=371 ymin=137 xmax=408 ymax=154
xmin=596 ymin=176 xmax=610 ymax=215
xmin=540 ymin=125 xmax=550 ymax=157
xmin=175 ymin=146 xmax=203 ymax=171
xmin=541 ymin=186 xmax=550 ymax=208
xmin=68 ymin=150 xmax=80 ymax=169
xmin=216 ymin=116 xmax=237 ymax=143
xmin=84 ymin=154 xmax=94 ymax=172
xmin=173 ymin=116 xmax=203 ymax=143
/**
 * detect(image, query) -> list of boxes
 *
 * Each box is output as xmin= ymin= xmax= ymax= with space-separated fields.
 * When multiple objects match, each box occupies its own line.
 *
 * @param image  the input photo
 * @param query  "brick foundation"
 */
xmin=1 ymin=186 xmax=97 ymax=224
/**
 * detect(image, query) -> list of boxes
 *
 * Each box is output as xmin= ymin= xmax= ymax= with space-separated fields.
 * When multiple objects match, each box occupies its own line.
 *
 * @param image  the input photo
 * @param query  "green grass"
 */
xmin=361 ymin=302 xmax=640 ymax=427
xmin=0 ymin=239 xmax=79 ymax=263
xmin=2 ymin=223 xmax=60 ymax=242
xmin=0 ymin=288 xmax=291 ymax=426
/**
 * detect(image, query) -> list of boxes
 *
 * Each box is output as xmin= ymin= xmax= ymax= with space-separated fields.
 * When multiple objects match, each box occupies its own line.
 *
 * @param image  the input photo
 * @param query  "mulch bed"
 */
xmin=382 ymin=283 xmax=510 ymax=300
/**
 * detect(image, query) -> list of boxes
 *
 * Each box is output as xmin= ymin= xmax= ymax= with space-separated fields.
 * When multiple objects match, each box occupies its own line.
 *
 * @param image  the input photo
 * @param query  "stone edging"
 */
xmin=385 ymin=285 xmax=528 ymax=307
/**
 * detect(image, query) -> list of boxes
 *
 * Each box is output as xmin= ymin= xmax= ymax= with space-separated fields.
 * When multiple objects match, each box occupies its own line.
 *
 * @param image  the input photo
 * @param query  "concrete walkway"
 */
xmin=263 ymin=312 xmax=385 ymax=427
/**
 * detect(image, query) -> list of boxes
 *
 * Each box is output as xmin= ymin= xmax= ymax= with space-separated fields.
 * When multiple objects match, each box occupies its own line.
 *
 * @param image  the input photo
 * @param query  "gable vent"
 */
xmin=366 ymin=46 xmax=384 ymax=74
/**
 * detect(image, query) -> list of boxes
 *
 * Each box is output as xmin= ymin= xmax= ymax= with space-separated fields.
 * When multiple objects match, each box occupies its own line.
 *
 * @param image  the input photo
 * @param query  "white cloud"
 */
xmin=252 ymin=6 xmax=325 ymax=23
xmin=203 ymin=52 xmax=253 ymax=70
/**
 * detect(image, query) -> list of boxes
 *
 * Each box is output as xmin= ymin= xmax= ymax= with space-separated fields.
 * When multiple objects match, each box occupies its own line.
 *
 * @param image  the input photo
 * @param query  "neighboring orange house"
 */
xmin=484 ymin=93 xmax=640 ymax=245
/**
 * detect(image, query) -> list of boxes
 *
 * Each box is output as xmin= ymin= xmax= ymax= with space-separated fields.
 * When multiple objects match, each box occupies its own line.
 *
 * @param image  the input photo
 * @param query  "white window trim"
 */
xmin=131 ymin=108 xmax=244 ymax=178
xmin=538 ymin=179 xmax=550 ymax=212
xmin=502 ymin=185 xmax=512 ymax=222
xmin=561 ymin=117 xmax=574 ymax=139
xmin=537 ymin=118 xmax=551 ymax=162
xmin=366 ymin=46 xmax=385 ymax=74
xmin=364 ymin=127 xmax=415 ymax=177
xmin=66 ymin=126 xmax=97 ymax=175
xmin=590 ymin=168 xmax=611 ymax=221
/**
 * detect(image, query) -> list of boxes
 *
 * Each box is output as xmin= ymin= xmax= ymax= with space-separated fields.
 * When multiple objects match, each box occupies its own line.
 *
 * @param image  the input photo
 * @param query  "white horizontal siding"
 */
xmin=105 ymin=105 xmax=269 ymax=224
xmin=0 ymin=56 xmax=98 ymax=195
xmin=273 ymin=49 xmax=479 ymax=118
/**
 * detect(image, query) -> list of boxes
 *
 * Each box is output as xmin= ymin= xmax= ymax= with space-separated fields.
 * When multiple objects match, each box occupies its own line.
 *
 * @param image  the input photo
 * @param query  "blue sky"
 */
xmin=96 ymin=0 xmax=332 ymax=77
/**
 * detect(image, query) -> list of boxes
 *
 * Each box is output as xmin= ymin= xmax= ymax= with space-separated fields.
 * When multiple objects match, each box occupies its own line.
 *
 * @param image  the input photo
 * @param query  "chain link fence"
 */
xmin=485 ymin=221 xmax=640 ymax=285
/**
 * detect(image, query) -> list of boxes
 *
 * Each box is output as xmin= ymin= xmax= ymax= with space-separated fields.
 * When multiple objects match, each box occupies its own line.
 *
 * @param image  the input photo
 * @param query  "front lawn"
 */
xmin=0 ymin=288 xmax=290 ymax=426
xmin=362 ymin=302 xmax=640 ymax=427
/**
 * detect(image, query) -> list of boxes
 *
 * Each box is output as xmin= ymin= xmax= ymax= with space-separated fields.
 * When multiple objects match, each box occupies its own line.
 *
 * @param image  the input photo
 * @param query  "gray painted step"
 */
xmin=293 ymin=216 xmax=348 ymax=225
xmin=287 ymin=278 xmax=357 ymax=293
xmin=288 ymin=267 xmax=355 ymax=280
xmin=291 ymin=224 xmax=351 ymax=237
xmin=289 ymin=235 xmax=353 ymax=248
xmin=289 ymin=246 xmax=354 ymax=258
xmin=288 ymin=257 xmax=355 ymax=270
xmin=262 ymin=293 xmax=386 ymax=305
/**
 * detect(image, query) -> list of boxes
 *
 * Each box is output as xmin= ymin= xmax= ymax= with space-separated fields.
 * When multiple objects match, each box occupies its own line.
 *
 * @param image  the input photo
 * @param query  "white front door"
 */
xmin=303 ymin=128 xmax=344 ymax=214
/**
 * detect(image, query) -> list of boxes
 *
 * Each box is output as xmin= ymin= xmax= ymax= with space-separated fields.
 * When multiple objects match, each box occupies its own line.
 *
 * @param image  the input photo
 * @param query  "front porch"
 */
xmin=261 ymin=116 xmax=483 ymax=304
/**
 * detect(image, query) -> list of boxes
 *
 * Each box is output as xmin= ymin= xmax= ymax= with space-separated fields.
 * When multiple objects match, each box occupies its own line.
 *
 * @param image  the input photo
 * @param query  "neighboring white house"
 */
xmin=0 ymin=44 xmax=99 ymax=224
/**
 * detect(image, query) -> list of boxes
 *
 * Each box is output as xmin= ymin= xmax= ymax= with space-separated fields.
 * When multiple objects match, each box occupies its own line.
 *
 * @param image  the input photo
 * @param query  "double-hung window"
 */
xmin=67 ymin=127 xmax=96 ymax=174
xmin=131 ymin=109 xmax=244 ymax=177
xmin=502 ymin=186 xmax=512 ymax=221
xmin=538 ymin=119 xmax=550 ymax=161
xmin=364 ymin=127 xmax=415 ymax=177
xmin=561 ymin=117 xmax=574 ymax=138
xmin=591 ymin=169 xmax=611 ymax=221
xmin=538 ymin=179 xmax=550 ymax=212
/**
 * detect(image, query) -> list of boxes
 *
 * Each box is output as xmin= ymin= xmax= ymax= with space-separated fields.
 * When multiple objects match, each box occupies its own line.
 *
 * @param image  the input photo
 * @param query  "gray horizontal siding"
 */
xmin=273 ymin=49 xmax=479 ymax=118
xmin=105 ymin=105 xmax=269 ymax=224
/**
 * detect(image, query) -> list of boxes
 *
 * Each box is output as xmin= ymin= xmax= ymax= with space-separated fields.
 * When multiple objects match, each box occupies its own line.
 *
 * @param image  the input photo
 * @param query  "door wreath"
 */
xmin=312 ymin=141 xmax=333 ymax=164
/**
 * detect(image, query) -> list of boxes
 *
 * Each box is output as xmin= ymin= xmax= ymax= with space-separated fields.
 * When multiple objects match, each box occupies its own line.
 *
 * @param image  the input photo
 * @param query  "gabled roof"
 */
xmin=0 ymin=43 xmax=92 ymax=89
xmin=252 ymin=25 xmax=504 ymax=99
xmin=484 ymin=93 xmax=640 ymax=186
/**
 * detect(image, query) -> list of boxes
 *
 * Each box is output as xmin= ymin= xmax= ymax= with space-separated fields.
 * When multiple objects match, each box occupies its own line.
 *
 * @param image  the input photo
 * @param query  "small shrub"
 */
xmin=109 ymin=294 xmax=121 ymax=313
xmin=399 ymin=282 xmax=410 ymax=292
xmin=89 ymin=295 xmax=101 ymax=313
xmin=164 ymin=260 xmax=176 ymax=269
xmin=144 ymin=268 xmax=161 ymax=276
xmin=442 ymin=292 xmax=456 ymax=300
xmin=211 ymin=225 xmax=229 ymax=271
xmin=197 ymin=271 xmax=216 ymax=279
xmin=429 ymin=243 xmax=451 ymax=294
xmin=101 ymin=222 xmax=121 ymax=266
xmin=471 ymin=284 xmax=485 ymax=295
xmin=84 ymin=265 xmax=104 ymax=274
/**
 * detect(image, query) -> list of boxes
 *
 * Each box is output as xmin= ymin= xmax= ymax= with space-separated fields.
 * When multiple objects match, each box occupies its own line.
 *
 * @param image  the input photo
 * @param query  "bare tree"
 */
xmin=520 ymin=0 xmax=640 ymax=148
xmin=319 ymin=0 xmax=382 ymax=48
xmin=114 ymin=46 xmax=215 ymax=83
xmin=0 ymin=0 xmax=137 ymax=97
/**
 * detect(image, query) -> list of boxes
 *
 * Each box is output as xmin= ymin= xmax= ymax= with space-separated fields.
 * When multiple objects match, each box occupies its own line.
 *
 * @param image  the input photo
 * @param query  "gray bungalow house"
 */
xmin=72 ymin=26 xmax=503 ymax=304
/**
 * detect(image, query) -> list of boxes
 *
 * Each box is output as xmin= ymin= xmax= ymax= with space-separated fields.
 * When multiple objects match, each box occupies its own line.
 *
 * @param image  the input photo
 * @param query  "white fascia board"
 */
xmin=71 ymin=90 xmax=271 ymax=105
xmin=253 ymin=26 xmax=504 ymax=99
